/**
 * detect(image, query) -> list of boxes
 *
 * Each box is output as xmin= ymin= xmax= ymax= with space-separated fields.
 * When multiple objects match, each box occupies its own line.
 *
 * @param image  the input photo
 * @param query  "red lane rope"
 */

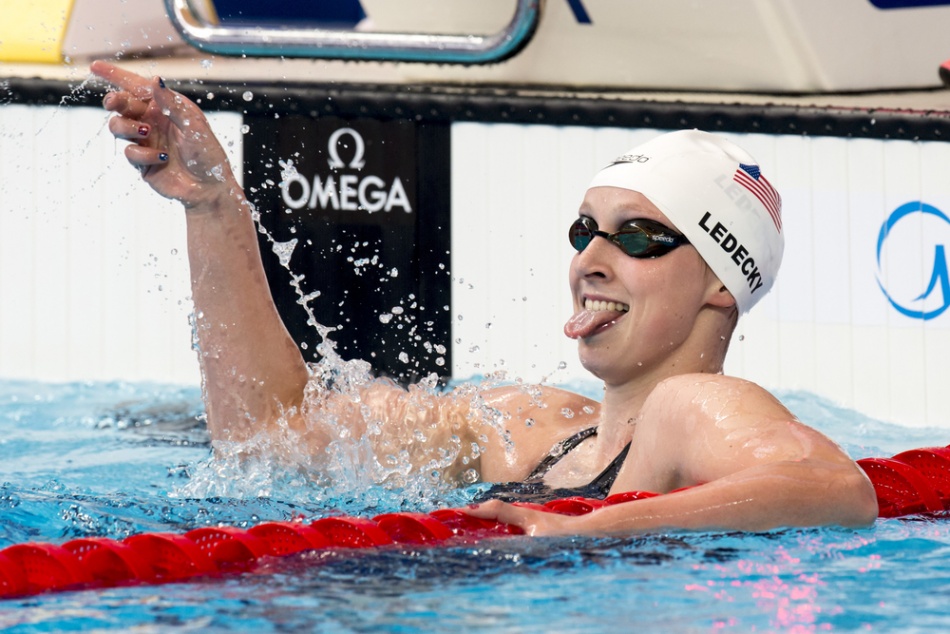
xmin=0 ymin=445 xmax=947 ymax=598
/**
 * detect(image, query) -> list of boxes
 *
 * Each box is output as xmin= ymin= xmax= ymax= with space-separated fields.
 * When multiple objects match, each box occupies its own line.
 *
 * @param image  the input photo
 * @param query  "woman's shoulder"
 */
xmin=643 ymin=372 xmax=793 ymax=428
xmin=479 ymin=383 xmax=601 ymax=422
xmin=650 ymin=373 xmax=783 ymax=403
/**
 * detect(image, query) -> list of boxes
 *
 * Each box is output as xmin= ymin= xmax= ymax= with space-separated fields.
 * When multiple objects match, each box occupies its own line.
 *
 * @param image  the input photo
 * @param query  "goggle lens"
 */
xmin=568 ymin=216 xmax=688 ymax=259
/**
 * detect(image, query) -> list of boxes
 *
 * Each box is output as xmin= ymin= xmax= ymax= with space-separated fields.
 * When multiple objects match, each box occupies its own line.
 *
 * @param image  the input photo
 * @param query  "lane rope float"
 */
xmin=1 ymin=445 xmax=947 ymax=598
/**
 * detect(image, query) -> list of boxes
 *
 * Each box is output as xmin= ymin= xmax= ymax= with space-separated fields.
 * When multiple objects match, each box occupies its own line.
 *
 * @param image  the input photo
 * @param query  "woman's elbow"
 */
xmin=836 ymin=467 xmax=879 ymax=528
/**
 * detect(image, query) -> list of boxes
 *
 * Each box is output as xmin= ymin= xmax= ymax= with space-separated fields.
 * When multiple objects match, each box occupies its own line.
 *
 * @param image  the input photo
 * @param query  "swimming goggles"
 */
xmin=568 ymin=216 xmax=690 ymax=259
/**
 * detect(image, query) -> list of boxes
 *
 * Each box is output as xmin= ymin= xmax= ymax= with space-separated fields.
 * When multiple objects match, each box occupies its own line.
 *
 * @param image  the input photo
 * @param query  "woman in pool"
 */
xmin=92 ymin=61 xmax=878 ymax=535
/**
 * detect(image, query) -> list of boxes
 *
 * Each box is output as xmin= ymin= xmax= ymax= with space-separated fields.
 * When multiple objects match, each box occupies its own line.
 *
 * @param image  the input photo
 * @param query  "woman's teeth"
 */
xmin=584 ymin=299 xmax=630 ymax=312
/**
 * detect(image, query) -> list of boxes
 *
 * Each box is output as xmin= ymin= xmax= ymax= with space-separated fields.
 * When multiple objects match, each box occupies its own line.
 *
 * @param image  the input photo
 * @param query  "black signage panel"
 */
xmin=243 ymin=114 xmax=451 ymax=383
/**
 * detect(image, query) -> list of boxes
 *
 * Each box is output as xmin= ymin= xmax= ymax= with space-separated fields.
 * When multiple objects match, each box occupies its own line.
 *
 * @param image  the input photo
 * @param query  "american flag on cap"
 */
xmin=734 ymin=163 xmax=782 ymax=232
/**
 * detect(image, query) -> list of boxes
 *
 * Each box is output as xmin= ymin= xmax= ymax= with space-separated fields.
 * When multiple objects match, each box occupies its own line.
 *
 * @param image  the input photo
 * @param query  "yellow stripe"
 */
xmin=0 ymin=0 xmax=75 ymax=63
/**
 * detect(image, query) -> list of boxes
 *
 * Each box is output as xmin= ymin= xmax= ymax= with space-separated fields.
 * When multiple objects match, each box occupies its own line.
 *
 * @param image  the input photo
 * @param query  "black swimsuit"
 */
xmin=477 ymin=427 xmax=632 ymax=504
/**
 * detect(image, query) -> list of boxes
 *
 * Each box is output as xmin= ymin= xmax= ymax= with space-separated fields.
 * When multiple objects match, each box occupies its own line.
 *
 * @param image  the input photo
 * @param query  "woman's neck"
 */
xmin=593 ymin=304 xmax=734 ymax=453
xmin=596 ymin=348 xmax=726 ymax=453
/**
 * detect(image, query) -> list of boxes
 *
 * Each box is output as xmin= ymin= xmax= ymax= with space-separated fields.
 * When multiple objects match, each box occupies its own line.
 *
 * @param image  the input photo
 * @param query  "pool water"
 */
xmin=0 ymin=379 xmax=948 ymax=632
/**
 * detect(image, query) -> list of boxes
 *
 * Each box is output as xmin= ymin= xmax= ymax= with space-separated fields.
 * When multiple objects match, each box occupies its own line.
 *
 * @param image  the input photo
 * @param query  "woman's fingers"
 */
xmin=467 ymin=500 xmax=532 ymax=528
xmin=108 ymin=114 xmax=151 ymax=141
xmin=102 ymin=91 xmax=150 ymax=120
xmin=95 ymin=62 xmax=152 ymax=127
xmin=150 ymin=76 xmax=204 ymax=133
xmin=124 ymin=143 xmax=168 ymax=169
xmin=91 ymin=60 xmax=152 ymax=100
xmin=465 ymin=500 xmax=572 ymax=536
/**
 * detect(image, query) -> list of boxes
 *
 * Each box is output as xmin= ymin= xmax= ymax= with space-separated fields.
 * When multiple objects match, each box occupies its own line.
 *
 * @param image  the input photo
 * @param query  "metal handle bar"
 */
xmin=164 ymin=0 xmax=542 ymax=64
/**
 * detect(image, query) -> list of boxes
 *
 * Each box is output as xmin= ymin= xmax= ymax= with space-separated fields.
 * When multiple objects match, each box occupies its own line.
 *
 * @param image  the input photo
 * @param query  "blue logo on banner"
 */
xmin=869 ymin=0 xmax=950 ymax=8
xmin=877 ymin=201 xmax=950 ymax=320
xmin=566 ymin=0 xmax=592 ymax=23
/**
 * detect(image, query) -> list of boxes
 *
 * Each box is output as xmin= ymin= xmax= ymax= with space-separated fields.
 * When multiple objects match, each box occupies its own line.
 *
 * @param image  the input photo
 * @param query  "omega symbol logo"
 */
xmin=876 ymin=201 xmax=950 ymax=321
xmin=279 ymin=126 xmax=412 ymax=214
xmin=327 ymin=127 xmax=365 ymax=170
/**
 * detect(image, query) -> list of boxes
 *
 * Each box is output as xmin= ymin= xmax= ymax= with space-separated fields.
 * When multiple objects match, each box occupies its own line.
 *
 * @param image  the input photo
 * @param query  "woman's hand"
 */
xmin=465 ymin=500 xmax=575 ymax=536
xmin=91 ymin=60 xmax=238 ymax=210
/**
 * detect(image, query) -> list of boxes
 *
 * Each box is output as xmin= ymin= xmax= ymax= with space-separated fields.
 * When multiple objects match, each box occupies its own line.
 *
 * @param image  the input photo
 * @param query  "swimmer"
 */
xmin=91 ymin=61 xmax=878 ymax=536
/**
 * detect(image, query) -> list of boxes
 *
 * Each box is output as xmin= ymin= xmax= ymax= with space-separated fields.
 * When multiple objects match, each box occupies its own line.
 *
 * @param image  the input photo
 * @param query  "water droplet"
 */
xmin=242 ymin=91 xmax=253 ymax=101
xmin=398 ymin=352 xmax=409 ymax=363
xmin=561 ymin=408 xmax=575 ymax=419
xmin=271 ymin=238 xmax=298 ymax=268
xmin=738 ymin=335 xmax=745 ymax=341
xmin=461 ymin=468 xmax=478 ymax=484
xmin=240 ymin=124 xmax=250 ymax=134
xmin=379 ymin=313 xmax=393 ymax=324
xmin=557 ymin=361 xmax=567 ymax=370
xmin=525 ymin=418 xmax=535 ymax=427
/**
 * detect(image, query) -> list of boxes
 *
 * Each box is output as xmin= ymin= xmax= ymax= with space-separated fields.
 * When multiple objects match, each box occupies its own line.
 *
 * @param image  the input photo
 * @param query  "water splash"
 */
xmin=36 ymin=73 xmax=110 ymax=156
xmin=175 ymin=193 xmax=526 ymax=503
xmin=271 ymin=238 xmax=298 ymax=268
xmin=177 ymin=352 xmax=520 ymax=506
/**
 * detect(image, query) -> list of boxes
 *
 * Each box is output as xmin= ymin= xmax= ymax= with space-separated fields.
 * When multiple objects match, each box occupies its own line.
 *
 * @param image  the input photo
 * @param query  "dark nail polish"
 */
xmin=158 ymin=77 xmax=166 ymax=89
xmin=158 ymin=153 xmax=169 ymax=162
xmin=137 ymin=126 xmax=149 ymax=136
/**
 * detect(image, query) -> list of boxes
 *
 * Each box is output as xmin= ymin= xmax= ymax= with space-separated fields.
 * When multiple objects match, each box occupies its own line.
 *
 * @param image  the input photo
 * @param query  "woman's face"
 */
xmin=567 ymin=186 xmax=723 ymax=386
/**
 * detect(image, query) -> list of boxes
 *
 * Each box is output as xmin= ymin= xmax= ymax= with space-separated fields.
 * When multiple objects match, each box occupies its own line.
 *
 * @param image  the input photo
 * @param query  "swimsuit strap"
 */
xmin=582 ymin=441 xmax=632 ymax=497
xmin=481 ymin=439 xmax=633 ymax=504
xmin=525 ymin=426 xmax=598 ymax=481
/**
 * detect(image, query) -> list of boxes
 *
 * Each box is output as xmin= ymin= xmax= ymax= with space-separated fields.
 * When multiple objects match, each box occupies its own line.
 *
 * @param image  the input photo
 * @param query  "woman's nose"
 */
xmin=573 ymin=235 xmax=616 ymax=279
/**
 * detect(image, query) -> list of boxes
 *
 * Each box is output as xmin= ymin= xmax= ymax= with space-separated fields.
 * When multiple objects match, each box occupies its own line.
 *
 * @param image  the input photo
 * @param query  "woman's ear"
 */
xmin=704 ymin=272 xmax=737 ymax=309
xmin=708 ymin=285 xmax=737 ymax=309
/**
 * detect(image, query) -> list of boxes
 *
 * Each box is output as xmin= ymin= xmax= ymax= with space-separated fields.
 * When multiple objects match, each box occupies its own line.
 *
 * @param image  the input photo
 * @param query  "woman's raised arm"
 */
xmin=92 ymin=61 xmax=310 ymax=445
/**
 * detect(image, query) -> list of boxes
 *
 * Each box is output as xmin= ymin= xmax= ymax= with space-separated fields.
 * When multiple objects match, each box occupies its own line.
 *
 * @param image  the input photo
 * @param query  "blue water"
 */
xmin=0 ymin=379 xmax=948 ymax=632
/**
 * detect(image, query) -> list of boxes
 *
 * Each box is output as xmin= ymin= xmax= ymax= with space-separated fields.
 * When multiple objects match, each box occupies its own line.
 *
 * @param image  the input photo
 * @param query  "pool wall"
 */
xmin=0 ymin=102 xmax=241 ymax=386
xmin=1 ymin=76 xmax=950 ymax=428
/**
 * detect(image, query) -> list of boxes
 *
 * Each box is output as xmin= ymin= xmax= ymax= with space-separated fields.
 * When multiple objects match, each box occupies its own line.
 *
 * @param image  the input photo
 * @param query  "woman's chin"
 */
xmin=576 ymin=348 xmax=612 ymax=382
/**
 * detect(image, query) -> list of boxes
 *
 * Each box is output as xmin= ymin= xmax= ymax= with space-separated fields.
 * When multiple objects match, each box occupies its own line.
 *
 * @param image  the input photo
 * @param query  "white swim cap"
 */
xmin=587 ymin=129 xmax=784 ymax=314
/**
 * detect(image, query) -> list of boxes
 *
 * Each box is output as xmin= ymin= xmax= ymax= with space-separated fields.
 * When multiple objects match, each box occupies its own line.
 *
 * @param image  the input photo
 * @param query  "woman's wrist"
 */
xmin=183 ymin=177 xmax=247 ymax=216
